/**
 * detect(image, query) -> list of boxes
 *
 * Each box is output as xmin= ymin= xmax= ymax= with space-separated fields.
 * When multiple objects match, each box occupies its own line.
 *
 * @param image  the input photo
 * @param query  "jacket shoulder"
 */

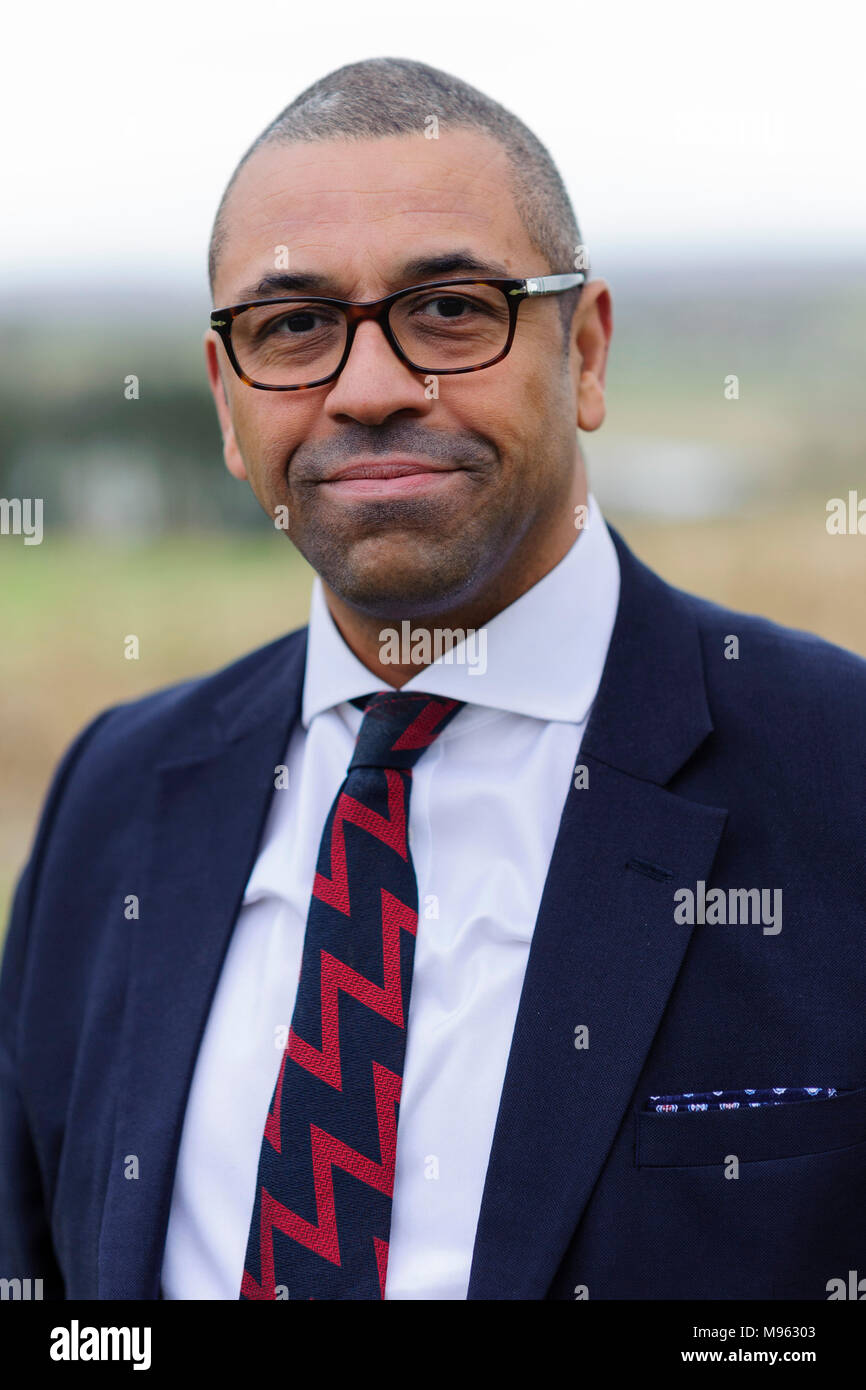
xmin=30 ymin=624 xmax=308 ymax=837
xmin=683 ymin=586 xmax=866 ymax=749
xmin=86 ymin=624 xmax=307 ymax=759
xmin=7 ymin=625 xmax=308 ymax=934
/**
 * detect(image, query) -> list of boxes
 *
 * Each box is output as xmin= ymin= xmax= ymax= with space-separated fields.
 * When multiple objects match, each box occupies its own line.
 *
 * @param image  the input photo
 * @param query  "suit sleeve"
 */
xmin=0 ymin=708 xmax=117 ymax=1298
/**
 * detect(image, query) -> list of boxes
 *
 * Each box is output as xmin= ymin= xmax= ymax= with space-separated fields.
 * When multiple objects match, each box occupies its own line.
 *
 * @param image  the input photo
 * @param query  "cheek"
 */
xmin=230 ymin=394 xmax=308 ymax=489
xmin=448 ymin=352 xmax=565 ymax=465
xmin=518 ymin=340 xmax=567 ymax=405
xmin=512 ymin=350 xmax=575 ymax=455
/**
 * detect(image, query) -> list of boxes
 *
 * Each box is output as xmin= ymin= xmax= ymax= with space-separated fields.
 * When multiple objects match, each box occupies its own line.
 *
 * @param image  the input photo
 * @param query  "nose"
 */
xmin=323 ymin=319 xmax=433 ymax=426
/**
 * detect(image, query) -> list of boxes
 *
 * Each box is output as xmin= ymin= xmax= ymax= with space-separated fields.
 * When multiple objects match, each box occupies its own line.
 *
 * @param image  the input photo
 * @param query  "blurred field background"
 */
xmin=2 ymin=255 xmax=865 ymax=934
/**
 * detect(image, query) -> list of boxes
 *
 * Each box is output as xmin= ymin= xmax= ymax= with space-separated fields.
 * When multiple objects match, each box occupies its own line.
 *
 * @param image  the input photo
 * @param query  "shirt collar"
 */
xmin=301 ymin=492 xmax=621 ymax=728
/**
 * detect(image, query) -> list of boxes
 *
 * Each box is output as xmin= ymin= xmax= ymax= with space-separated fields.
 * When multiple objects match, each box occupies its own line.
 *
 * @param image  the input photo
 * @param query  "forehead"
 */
xmin=215 ymin=128 xmax=536 ymax=298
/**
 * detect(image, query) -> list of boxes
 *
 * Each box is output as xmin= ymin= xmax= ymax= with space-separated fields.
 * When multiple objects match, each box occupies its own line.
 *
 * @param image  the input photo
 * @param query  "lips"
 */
xmin=318 ymin=456 xmax=464 ymax=498
xmin=321 ymin=457 xmax=457 ymax=482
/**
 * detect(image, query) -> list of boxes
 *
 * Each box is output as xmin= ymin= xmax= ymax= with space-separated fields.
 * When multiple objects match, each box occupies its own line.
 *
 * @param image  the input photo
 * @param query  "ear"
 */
xmin=204 ymin=332 xmax=248 ymax=480
xmin=568 ymin=280 xmax=613 ymax=433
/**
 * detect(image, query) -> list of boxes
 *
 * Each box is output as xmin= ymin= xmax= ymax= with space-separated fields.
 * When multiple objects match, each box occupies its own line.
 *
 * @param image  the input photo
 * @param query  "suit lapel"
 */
xmin=467 ymin=530 xmax=728 ymax=1298
xmin=98 ymin=631 xmax=307 ymax=1298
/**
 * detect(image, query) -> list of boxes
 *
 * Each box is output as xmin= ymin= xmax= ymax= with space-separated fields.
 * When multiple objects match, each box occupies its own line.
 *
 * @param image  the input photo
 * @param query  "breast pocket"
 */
xmin=635 ymin=1083 xmax=866 ymax=1167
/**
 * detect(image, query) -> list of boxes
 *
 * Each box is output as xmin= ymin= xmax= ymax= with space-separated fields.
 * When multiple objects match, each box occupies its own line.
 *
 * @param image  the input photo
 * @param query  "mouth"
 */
xmin=318 ymin=455 xmax=465 ymax=498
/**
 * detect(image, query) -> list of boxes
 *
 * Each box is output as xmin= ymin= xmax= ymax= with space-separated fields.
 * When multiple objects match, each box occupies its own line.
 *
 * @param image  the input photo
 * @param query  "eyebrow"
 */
xmin=230 ymin=251 xmax=513 ymax=303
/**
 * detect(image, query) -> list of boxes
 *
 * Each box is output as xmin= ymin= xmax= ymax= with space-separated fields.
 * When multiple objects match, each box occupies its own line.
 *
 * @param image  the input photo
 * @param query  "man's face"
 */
xmin=206 ymin=129 xmax=609 ymax=620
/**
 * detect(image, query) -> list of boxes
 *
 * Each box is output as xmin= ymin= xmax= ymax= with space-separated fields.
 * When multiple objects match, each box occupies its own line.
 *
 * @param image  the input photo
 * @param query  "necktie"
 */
xmin=241 ymin=689 xmax=464 ymax=1300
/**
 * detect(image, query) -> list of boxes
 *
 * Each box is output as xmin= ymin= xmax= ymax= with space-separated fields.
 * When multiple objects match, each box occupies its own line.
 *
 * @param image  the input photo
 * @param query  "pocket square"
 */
xmin=646 ymin=1086 xmax=843 ymax=1113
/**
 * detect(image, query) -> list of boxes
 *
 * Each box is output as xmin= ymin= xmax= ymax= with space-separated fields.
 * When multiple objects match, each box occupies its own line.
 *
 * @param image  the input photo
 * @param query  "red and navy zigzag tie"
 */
xmin=241 ymin=690 xmax=464 ymax=1300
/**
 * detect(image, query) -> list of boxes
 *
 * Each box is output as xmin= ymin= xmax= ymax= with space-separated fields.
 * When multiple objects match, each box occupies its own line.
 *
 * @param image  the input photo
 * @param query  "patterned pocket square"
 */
xmin=646 ymin=1086 xmax=844 ymax=1113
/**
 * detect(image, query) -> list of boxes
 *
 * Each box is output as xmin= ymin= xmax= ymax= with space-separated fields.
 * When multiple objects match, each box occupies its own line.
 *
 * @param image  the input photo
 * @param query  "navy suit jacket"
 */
xmin=2 ymin=527 xmax=865 ymax=1300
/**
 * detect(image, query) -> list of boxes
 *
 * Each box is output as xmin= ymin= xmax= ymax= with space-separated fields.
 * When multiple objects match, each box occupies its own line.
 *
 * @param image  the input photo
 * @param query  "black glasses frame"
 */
xmin=210 ymin=273 xmax=586 ymax=391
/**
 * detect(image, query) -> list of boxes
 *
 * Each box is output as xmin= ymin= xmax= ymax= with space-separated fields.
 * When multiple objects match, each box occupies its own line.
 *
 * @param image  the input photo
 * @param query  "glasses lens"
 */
xmin=390 ymin=283 xmax=510 ymax=369
xmin=231 ymin=302 xmax=348 ymax=386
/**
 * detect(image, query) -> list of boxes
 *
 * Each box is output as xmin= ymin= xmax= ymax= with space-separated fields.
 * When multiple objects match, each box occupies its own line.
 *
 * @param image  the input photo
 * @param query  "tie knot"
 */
xmin=348 ymin=690 xmax=464 ymax=771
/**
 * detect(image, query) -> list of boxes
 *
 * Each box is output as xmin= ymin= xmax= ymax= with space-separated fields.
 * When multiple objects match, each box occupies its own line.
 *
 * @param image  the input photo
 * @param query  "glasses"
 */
xmin=210 ymin=273 xmax=585 ymax=390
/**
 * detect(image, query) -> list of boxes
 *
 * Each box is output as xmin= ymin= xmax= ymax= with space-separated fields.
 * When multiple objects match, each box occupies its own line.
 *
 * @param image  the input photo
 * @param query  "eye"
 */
xmin=243 ymin=303 xmax=345 ymax=348
xmin=265 ymin=308 xmax=334 ymax=336
xmin=415 ymin=294 xmax=483 ymax=320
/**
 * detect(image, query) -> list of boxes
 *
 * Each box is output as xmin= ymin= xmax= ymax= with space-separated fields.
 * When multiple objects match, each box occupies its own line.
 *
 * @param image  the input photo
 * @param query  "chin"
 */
xmin=335 ymin=560 xmax=480 ymax=620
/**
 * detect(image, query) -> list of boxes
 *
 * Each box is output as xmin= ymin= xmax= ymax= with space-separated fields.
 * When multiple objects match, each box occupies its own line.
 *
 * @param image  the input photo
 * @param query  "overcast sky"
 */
xmin=3 ymin=0 xmax=864 ymax=296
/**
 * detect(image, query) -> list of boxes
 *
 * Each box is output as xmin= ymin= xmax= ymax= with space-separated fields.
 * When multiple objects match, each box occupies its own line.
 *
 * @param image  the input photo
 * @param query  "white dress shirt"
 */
xmin=160 ymin=493 xmax=620 ymax=1300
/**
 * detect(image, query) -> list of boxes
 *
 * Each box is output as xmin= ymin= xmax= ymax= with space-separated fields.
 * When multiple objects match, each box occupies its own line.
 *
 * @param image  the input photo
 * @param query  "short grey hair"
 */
xmin=208 ymin=57 xmax=586 ymax=335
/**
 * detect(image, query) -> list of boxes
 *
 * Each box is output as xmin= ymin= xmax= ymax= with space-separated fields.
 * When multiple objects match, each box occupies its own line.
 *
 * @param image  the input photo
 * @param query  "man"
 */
xmin=1 ymin=57 xmax=864 ymax=1302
